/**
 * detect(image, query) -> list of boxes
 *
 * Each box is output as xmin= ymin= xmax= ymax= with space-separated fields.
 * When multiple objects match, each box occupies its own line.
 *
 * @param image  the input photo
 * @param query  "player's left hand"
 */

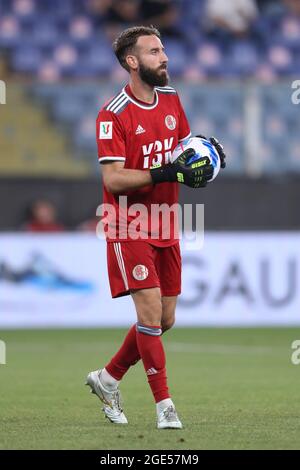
xmin=196 ymin=135 xmax=226 ymax=169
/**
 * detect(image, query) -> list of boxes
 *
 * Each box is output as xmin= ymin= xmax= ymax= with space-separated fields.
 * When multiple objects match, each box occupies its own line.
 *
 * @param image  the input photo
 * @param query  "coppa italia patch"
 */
xmin=100 ymin=121 xmax=113 ymax=139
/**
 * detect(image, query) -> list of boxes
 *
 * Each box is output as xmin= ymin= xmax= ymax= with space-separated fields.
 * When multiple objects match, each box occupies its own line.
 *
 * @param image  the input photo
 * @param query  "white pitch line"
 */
xmin=165 ymin=343 xmax=276 ymax=355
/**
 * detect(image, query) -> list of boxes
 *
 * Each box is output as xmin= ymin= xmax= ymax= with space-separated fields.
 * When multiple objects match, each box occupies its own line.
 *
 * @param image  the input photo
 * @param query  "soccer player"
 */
xmin=86 ymin=26 xmax=226 ymax=429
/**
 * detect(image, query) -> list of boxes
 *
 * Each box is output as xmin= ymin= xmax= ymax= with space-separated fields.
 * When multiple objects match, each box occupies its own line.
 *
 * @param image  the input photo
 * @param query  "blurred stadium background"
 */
xmin=1 ymin=0 xmax=300 ymax=450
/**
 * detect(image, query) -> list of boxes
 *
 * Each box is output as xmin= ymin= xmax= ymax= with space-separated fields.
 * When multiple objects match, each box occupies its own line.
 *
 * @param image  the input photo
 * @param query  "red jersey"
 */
xmin=96 ymin=84 xmax=191 ymax=247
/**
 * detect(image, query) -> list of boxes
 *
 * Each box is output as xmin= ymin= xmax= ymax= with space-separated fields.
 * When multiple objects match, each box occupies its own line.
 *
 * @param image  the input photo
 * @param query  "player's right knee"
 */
xmin=133 ymin=289 xmax=162 ymax=326
xmin=136 ymin=301 xmax=163 ymax=327
xmin=137 ymin=311 xmax=162 ymax=327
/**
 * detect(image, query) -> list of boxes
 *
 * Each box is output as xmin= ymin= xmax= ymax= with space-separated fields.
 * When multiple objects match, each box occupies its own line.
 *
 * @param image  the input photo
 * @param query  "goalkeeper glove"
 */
xmin=150 ymin=148 xmax=214 ymax=188
xmin=196 ymin=135 xmax=226 ymax=169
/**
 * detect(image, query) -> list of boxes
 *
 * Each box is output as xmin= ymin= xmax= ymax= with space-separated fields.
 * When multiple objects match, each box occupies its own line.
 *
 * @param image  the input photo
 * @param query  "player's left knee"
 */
xmin=161 ymin=316 xmax=175 ymax=333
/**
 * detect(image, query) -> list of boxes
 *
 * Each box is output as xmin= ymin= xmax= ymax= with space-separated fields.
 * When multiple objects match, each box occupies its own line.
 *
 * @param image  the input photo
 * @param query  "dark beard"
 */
xmin=139 ymin=62 xmax=169 ymax=87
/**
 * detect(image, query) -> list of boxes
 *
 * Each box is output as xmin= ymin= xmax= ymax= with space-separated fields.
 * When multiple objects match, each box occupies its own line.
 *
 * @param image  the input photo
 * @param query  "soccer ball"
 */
xmin=171 ymin=136 xmax=221 ymax=182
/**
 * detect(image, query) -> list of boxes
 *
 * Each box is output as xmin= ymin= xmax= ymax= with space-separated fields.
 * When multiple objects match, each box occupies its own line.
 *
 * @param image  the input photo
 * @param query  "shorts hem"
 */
xmin=160 ymin=290 xmax=181 ymax=297
xmin=111 ymin=283 xmax=161 ymax=298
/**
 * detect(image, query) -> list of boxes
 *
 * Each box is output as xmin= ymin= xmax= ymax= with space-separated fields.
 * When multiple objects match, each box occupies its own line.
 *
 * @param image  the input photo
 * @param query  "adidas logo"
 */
xmin=146 ymin=368 xmax=158 ymax=376
xmin=135 ymin=124 xmax=145 ymax=135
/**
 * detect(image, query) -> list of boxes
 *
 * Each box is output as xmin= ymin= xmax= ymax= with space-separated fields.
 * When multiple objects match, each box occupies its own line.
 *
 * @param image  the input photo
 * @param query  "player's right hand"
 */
xmin=150 ymin=148 xmax=214 ymax=188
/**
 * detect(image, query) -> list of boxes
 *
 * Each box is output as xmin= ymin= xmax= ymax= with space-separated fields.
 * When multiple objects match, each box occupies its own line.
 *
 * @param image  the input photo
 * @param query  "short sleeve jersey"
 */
xmin=96 ymin=84 xmax=191 ymax=246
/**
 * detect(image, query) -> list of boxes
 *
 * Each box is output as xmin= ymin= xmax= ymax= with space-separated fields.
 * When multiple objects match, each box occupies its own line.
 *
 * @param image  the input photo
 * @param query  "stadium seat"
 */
xmin=229 ymin=41 xmax=260 ymax=76
xmin=52 ymin=42 xmax=79 ymax=76
xmin=32 ymin=21 xmax=62 ymax=50
xmin=196 ymin=42 xmax=223 ymax=76
xmin=69 ymin=16 xmax=94 ymax=44
xmin=12 ymin=45 xmax=42 ymax=73
xmin=163 ymin=40 xmax=188 ymax=76
xmin=267 ymin=45 xmax=294 ymax=74
xmin=80 ymin=42 xmax=115 ymax=76
xmin=0 ymin=15 xmax=21 ymax=48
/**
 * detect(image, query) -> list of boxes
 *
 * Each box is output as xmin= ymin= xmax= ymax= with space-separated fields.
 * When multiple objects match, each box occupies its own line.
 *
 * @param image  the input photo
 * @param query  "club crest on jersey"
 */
xmin=165 ymin=115 xmax=176 ymax=130
xmin=132 ymin=265 xmax=149 ymax=281
xmin=100 ymin=121 xmax=112 ymax=139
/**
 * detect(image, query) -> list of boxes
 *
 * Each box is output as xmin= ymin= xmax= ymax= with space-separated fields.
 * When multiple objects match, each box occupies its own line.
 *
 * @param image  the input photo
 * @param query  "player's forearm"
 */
xmin=104 ymin=168 xmax=153 ymax=194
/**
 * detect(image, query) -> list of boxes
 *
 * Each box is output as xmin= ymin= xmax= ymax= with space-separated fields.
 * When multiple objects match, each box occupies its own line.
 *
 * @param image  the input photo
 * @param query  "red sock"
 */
xmin=105 ymin=324 xmax=140 ymax=380
xmin=136 ymin=323 xmax=170 ymax=403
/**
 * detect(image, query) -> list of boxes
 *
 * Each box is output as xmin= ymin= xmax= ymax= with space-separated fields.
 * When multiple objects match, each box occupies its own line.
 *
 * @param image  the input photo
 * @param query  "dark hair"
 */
xmin=113 ymin=25 xmax=161 ymax=72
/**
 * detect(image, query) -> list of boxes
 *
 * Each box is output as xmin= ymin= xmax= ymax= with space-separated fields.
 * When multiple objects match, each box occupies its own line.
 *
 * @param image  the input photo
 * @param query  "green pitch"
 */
xmin=0 ymin=328 xmax=300 ymax=450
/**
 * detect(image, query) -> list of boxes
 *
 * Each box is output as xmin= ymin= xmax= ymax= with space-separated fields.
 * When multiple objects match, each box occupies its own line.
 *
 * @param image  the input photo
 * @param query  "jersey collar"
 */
xmin=123 ymin=84 xmax=159 ymax=110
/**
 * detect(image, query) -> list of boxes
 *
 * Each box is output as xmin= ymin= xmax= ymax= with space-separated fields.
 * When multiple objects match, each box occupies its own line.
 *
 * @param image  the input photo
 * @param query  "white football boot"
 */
xmin=85 ymin=369 xmax=128 ymax=424
xmin=157 ymin=405 xmax=183 ymax=429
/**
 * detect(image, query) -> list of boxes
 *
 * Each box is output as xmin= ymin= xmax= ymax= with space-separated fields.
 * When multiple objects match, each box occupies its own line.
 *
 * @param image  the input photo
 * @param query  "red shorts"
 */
xmin=106 ymin=241 xmax=181 ymax=298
